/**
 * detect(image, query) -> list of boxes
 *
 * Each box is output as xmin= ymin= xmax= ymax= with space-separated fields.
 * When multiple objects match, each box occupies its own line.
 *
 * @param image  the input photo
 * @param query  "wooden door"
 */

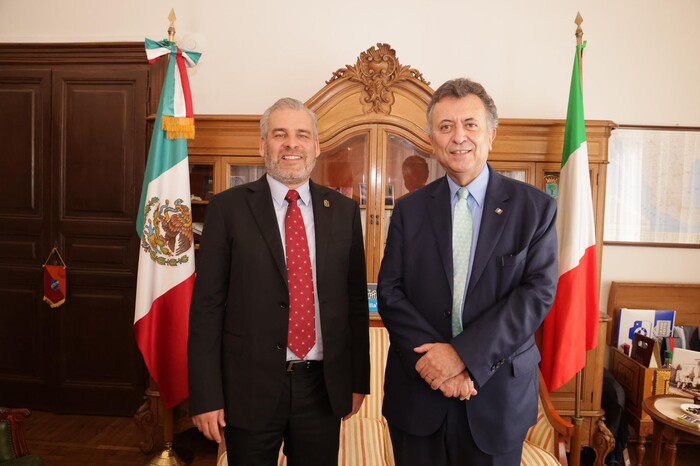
xmin=49 ymin=67 xmax=148 ymax=414
xmin=0 ymin=57 xmax=150 ymax=415
xmin=0 ymin=68 xmax=53 ymax=411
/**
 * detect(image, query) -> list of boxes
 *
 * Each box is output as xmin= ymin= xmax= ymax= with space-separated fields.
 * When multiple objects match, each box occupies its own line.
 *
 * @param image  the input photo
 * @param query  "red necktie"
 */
xmin=284 ymin=190 xmax=316 ymax=359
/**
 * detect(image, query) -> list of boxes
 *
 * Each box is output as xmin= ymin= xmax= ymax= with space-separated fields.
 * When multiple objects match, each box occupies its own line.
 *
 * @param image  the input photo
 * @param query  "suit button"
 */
xmin=443 ymin=310 xmax=451 ymax=318
xmin=276 ymin=344 xmax=284 ymax=350
xmin=280 ymin=302 xmax=287 ymax=309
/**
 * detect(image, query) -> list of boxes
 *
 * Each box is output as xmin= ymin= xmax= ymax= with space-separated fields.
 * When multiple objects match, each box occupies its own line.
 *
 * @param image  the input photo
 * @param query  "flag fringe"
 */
xmin=43 ymin=297 xmax=66 ymax=308
xmin=162 ymin=116 xmax=195 ymax=140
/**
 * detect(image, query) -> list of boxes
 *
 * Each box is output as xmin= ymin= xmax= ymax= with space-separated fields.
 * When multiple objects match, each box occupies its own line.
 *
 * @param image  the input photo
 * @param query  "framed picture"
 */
xmin=385 ymin=184 xmax=394 ymax=206
xmin=359 ymin=182 xmax=367 ymax=208
xmin=671 ymin=348 xmax=700 ymax=395
xmin=367 ymin=283 xmax=380 ymax=320
xmin=544 ymin=172 xmax=559 ymax=199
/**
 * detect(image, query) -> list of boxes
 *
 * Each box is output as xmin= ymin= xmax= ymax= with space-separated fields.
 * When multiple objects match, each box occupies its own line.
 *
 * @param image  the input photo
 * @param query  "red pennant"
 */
xmin=43 ymin=265 xmax=66 ymax=308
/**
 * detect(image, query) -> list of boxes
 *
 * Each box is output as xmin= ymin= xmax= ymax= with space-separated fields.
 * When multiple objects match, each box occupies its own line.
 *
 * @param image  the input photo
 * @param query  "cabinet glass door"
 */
xmin=384 ymin=133 xmax=440 ymax=201
xmin=189 ymin=161 xmax=216 ymax=248
xmin=225 ymin=157 xmax=267 ymax=189
xmin=377 ymin=130 xmax=443 ymax=275
xmin=312 ymin=132 xmax=372 ymax=274
xmin=313 ymin=133 xmax=369 ymax=205
xmin=190 ymin=162 xmax=215 ymax=202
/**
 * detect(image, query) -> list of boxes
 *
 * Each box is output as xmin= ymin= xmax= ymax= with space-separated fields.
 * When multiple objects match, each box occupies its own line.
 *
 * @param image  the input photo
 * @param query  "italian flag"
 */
xmin=134 ymin=39 xmax=200 ymax=408
xmin=541 ymin=42 xmax=599 ymax=392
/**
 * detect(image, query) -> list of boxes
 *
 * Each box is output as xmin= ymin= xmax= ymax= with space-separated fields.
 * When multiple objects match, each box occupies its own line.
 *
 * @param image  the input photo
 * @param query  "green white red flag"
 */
xmin=541 ymin=42 xmax=599 ymax=392
xmin=134 ymin=38 xmax=201 ymax=408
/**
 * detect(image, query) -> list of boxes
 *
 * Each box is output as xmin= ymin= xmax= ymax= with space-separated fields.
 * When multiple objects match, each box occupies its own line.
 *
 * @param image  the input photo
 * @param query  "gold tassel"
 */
xmin=162 ymin=116 xmax=195 ymax=140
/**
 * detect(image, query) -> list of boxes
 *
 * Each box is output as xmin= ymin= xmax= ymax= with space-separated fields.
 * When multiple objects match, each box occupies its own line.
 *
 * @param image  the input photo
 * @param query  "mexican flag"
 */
xmin=134 ymin=39 xmax=200 ymax=408
xmin=541 ymin=42 xmax=599 ymax=392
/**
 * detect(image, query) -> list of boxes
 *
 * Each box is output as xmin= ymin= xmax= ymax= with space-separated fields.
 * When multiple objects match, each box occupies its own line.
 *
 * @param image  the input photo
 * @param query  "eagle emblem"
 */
xmin=141 ymin=197 xmax=193 ymax=266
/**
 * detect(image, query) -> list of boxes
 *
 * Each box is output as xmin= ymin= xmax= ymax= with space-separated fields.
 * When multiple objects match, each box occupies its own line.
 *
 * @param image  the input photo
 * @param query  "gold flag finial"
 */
xmin=575 ymin=12 xmax=584 ymax=46
xmin=167 ymin=9 xmax=177 ymax=43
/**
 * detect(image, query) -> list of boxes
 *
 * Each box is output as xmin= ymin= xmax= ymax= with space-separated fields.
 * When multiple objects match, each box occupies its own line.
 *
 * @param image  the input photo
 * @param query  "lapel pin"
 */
xmin=323 ymin=200 xmax=330 ymax=208
xmin=495 ymin=208 xmax=504 ymax=215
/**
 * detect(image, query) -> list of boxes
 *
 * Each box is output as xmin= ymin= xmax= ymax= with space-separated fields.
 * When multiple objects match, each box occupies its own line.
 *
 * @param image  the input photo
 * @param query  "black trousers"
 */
xmin=389 ymin=398 xmax=523 ymax=466
xmin=224 ymin=362 xmax=340 ymax=466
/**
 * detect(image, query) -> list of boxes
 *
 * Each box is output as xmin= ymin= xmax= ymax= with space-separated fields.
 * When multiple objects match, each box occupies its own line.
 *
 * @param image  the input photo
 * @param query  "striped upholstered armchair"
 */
xmin=217 ymin=326 xmax=572 ymax=466
xmin=522 ymin=372 xmax=574 ymax=466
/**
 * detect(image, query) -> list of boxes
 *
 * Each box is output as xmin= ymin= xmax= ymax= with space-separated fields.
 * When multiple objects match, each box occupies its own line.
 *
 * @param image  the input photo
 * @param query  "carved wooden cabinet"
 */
xmin=188 ymin=45 xmax=444 ymax=280
xmin=183 ymin=44 xmax=616 ymax=463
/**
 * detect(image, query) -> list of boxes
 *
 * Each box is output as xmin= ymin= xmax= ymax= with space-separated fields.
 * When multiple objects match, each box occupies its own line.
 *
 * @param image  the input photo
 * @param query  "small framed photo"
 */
xmin=359 ymin=183 xmax=367 ymax=208
xmin=367 ymin=283 xmax=380 ymax=320
xmin=385 ymin=184 xmax=394 ymax=206
xmin=670 ymin=348 xmax=700 ymax=394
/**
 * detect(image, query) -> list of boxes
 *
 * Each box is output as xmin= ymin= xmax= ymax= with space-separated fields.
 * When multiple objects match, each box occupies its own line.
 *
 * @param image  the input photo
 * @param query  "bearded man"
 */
xmin=189 ymin=98 xmax=370 ymax=466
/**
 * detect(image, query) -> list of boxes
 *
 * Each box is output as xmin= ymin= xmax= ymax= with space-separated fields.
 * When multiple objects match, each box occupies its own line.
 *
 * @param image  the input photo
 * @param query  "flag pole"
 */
xmin=568 ymin=12 xmax=585 ymax=466
xmin=143 ymin=10 xmax=187 ymax=466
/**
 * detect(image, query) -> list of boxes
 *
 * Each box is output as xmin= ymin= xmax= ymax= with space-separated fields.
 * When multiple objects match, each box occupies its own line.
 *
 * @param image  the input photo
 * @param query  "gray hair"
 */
xmin=260 ymin=97 xmax=319 ymax=140
xmin=426 ymin=78 xmax=499 ymax=134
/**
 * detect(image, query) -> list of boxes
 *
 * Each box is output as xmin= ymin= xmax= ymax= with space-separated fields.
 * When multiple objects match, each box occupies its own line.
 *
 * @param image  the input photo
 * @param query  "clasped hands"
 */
xmin=414 ymin=343 xmax=477 ymax=400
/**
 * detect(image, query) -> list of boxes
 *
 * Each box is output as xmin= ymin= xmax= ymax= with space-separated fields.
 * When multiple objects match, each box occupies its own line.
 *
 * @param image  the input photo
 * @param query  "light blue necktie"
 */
xmin=452 ymin=187 xmax=473 ymax=337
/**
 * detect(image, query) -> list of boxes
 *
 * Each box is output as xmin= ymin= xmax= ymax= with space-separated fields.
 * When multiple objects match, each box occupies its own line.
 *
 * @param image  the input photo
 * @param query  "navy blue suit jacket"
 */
xmin=378 ymin=166 xmax=558 ymax=454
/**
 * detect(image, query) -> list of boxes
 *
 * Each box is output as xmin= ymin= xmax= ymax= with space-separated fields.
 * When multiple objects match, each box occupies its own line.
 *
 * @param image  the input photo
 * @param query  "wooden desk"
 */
xmin=607 ymin=281 xmax=700 ymax=464
xmin=642 ymin=395 xmax=700 ymax=466
xmin=608 ymin=347 xmax=660 ymax=465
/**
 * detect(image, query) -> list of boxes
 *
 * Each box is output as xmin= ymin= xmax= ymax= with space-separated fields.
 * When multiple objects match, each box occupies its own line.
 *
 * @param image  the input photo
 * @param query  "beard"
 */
xmin=264 ymin=151 xmax=317 ymax=187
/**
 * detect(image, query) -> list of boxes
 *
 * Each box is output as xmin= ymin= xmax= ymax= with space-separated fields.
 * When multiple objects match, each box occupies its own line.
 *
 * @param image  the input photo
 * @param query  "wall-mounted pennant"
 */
xmin=43 ymin=247 xmax=67 ymax=308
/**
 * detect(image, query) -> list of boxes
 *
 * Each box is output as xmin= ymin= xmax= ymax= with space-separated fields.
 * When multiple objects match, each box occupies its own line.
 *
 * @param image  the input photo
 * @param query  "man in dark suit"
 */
xmin=378 ymin=78 xmax=558 ymax=466
xmin=189 ymin=98 xmax=370 ymax=466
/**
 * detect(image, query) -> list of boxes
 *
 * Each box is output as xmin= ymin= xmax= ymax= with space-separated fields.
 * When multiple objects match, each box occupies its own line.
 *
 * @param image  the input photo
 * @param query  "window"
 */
xmin=604 ymin=127 xmax=700 ymax=246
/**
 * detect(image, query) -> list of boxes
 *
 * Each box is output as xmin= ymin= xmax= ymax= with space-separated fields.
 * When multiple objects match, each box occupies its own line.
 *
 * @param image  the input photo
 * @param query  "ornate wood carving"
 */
xmin=326 ymin=43 xmax=429 ymax=115
xmin=134 ymin=396 xmax=158 ymax=454
xmin=591 ymin=417 xmax=616 ymax=466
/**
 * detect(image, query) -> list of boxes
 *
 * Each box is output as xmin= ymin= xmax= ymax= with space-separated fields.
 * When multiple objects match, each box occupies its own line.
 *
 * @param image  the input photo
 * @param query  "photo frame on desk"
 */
xmin=670 ymin=347 xmax=700 ymax=394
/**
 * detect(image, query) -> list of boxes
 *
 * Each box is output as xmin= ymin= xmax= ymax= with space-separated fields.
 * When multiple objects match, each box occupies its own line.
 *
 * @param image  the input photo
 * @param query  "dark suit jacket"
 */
xmin=378 ymin=166 xmax=558 ymax=455
xmin=189 ymin=176 xmax=370 ymax=430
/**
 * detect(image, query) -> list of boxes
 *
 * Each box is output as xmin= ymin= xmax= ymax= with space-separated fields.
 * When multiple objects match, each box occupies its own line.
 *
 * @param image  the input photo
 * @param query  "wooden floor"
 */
xmin=19 ymin=410 xmax=700 ymax=465
xmin=22 ymin=410 xmax=219 ymax=465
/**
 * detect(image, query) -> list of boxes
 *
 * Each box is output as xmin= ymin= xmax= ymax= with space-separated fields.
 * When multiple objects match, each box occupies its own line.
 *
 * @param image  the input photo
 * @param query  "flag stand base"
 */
xmin=135 ymin=379 xmax=191 ymax=463
xmin=145 ymin=443 xmax=186 ymax=466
